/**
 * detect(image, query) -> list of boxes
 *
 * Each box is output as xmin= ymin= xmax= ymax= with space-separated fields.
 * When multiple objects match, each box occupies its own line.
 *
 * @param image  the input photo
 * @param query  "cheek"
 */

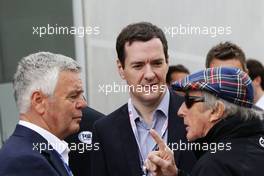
xmin=187 ymin=114 xmax=205 ymax=139
xmin=125 ymin=71 xmax=143 ymax=84
xmin=190 ymin=123 xmax=202 ymax=136
xmin=55 ymin=102 xmax=75 ymax=120
xmin=65 ymin=103 xmax=77 ymax=116
xmin=156 ymin=69 xmax=167 ymax=82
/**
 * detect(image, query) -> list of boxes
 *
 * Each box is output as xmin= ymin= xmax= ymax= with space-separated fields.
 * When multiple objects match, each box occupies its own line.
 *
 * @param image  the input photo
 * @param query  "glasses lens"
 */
xmin=185 ymin=94 xmax=205 ymax=109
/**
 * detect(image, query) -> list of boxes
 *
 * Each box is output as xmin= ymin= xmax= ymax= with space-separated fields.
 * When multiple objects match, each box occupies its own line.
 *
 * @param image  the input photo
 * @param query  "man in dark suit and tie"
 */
xmin=0 ymin=52 xmax=87 ymax=176
xmin=91 ymin=22 xmax=196 ymax=176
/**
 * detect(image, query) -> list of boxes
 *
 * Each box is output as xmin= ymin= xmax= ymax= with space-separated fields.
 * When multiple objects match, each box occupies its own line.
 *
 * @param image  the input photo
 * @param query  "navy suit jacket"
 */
xmin=0 ymin=125 xmax=70 ymax=176
xmin=91 ymin=90 xmax=197 ymax=176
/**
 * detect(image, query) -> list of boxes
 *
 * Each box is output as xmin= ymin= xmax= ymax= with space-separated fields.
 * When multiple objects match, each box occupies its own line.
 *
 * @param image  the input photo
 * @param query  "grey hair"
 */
xmin=13 ymin=52 xmax=81 ymax=113
xmin=202 ymin=91 xmax=264 ymax=121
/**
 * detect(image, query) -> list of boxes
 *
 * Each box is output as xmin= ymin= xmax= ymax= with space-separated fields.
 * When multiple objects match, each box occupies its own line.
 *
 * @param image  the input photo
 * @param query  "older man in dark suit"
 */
xmin=0 ymin=52 xmax=87 ymax=176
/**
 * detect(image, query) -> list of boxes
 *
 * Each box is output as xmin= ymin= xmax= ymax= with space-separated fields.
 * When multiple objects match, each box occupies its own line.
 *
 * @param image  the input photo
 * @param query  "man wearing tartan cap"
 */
xmin=145 ymin=67 xmax=264 ymax=176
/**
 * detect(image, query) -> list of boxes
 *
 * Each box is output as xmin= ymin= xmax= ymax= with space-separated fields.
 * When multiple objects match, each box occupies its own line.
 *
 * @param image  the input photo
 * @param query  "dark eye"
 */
xmin=70 ymin=95 xmax=78 ymax=99
xmin=152 ymin=61 xmax=163 ymax=67
xmin=132 ymin=64 xmax=143 ymax=70
xmin=67 ymin=94 xmax=79 ymax=101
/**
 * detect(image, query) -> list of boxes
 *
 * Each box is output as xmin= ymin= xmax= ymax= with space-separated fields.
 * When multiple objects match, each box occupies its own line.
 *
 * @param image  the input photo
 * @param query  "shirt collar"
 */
xmin=18 ymin=120 xmax=70 ymax=164
xmin=156 ymin=88 xmax=170 ymax=118
xmin=128 ymin=88 xmax=170 ymax=122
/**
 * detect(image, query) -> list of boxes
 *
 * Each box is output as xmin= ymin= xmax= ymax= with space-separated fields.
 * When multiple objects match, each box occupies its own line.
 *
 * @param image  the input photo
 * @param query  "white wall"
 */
xmin=82 ymin=0 xmax=264 ymax=114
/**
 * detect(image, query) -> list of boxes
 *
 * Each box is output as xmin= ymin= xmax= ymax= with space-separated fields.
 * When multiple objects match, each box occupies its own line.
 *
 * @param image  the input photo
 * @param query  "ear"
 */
xmin=253 ymin=76 xmax=261 ymax=86
xmin=166 ymin=57 xmax=169 ymax=65
xmin=209 ymin=101 xmax=225 ymax=123
xmin=165 ymin=58 xmax=169 ymax=75
xmin=116 ymin=59 xmax=125 ymax=80
xmin=31 ymin=91 xmax=46 ymax=115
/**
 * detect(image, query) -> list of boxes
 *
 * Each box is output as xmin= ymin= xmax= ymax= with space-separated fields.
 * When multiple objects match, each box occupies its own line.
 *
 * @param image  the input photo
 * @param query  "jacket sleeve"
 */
xmin=0 ymin=155 xmax=59 ymax=176
xmin=191 ymin=157 xmax=233 ymax=176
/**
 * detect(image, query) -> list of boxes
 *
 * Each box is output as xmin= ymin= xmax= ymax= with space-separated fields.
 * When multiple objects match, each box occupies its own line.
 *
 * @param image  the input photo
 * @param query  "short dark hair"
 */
xmin=166 ymin=64 xmax=189 ymax=84
xmin=246 ymin=59 xmax=264 ymax=90
xmin=206 ymin=41 xmax=247 ymax=71
xmin=116 ymin=22 xmax=168 ymax=68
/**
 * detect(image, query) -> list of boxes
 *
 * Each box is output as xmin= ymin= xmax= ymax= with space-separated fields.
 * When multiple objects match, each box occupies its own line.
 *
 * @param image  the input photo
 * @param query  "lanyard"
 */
xmin=128 ymin=98 xmax=168 ymax=175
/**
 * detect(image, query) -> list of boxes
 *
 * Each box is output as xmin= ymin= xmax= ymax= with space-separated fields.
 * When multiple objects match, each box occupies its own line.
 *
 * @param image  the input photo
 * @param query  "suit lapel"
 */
xmin=116 ymin=105 xmax=143 ymax=176
xmin=167 ymin=90 xmax=186 ymax=164
xmin=14 ymin=125 xmax=70 ymax=176
xmin=41 ymin=149 xmax=70 ymax=176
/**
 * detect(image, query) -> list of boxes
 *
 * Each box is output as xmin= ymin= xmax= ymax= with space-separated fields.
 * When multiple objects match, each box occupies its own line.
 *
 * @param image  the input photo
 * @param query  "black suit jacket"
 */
xmin=91 ymin=90 xmax=197 ymax=176
xmin=65 ymin=107 xmax=104 ymax=176
xmin=0 ymin=125 xmax=69 ymax=176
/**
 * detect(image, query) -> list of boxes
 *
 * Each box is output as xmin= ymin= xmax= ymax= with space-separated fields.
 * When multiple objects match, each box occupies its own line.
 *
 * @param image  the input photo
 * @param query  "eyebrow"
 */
xmin=130 ymin=58 xmax=164 ymax=65
xmin=130 ymin=61 xmax=145 ymax=66
xmin=68 ymin=89 xmax=84 ymax=96
xmin=151 ymin=58 xmax=164 ymax=63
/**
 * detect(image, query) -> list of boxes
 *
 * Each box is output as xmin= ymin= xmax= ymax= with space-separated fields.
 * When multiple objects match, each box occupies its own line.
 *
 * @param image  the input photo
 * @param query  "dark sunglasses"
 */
xmin=184 ymin=94 xmax=205 ymax=109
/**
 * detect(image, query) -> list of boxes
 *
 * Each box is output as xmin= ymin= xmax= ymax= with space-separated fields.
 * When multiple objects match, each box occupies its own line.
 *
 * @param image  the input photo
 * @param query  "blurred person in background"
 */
xmin=66 ymin=105 xmax=104 ymax=176
xmin=166 ymin=64 xmax=190 ymax=85
xmin=247 ymin=59 xmax=264 ymax=110
xmin=206 ymin=41 xmax=247 ymax=71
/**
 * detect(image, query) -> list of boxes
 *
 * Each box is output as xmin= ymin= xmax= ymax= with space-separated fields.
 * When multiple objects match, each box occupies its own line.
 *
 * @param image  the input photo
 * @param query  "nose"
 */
xmin=76 ymin=96 xmax=87 ymax=109
xmin=144 ymin=64 xmax=155 ymax=81
xmin=177 ymin=102 xmax=187 ymax=118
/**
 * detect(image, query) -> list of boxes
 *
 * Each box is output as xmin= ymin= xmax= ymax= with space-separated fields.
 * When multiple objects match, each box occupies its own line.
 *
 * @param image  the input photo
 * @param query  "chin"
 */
xmin=187 ymin=133 xmax=196 ymax=142
xmin=70 ymin=124 xmax=81 ymax=134
xmin=141 ymin=92 xmax=163 ymax=101
xmin=187 ymin=137 xmax=193 ymax=142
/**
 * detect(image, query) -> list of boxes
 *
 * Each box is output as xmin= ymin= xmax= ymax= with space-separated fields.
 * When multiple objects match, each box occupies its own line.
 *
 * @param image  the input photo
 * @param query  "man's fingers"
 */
xmin=147 ymin=151 xmax=178 ymax=176
xmin=148 ymin=152 xmax=169 ymax=168
xmin=149 ymin=130 xmax=174 ymax=160
xmin=148 ymin=151 xmax=162 ymax=157
xmin=145 ymin=158 xmax=157 ymax=172
xmin=150 ymin=129 xmax=167 ymax=151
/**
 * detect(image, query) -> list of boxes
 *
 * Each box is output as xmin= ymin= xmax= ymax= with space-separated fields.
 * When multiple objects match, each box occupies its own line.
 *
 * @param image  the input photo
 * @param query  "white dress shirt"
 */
xmin=256 ymin=94 xmax=264 ymax=110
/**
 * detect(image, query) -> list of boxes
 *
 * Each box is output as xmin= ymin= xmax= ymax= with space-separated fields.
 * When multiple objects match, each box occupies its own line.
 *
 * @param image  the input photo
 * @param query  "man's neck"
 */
xmin=131 ymin=92 xmax=166 ymax=125
xmin=20 ymin=113 xmax=61 ymax=139
xmin=255 ymin=88 xmax=264 ymax=103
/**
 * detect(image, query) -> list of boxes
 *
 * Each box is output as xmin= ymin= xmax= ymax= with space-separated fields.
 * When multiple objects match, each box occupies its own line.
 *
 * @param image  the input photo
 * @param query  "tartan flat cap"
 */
xmin=171 ymin=67 xmax=254 ymax=108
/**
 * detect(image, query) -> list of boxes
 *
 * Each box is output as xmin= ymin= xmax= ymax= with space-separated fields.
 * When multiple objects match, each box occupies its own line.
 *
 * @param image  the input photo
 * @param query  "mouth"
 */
xmin=142 ymin=83 xmax=159 ymax=90
xmin=143 ymin=83 xmax=158 ymax=86
xmin=73 ymin=116 xmax=82 ymax=121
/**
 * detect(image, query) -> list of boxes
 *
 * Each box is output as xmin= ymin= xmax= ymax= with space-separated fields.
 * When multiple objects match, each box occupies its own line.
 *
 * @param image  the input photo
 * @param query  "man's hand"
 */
xmin=145 ymin=129 xmax=178 ymax=176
